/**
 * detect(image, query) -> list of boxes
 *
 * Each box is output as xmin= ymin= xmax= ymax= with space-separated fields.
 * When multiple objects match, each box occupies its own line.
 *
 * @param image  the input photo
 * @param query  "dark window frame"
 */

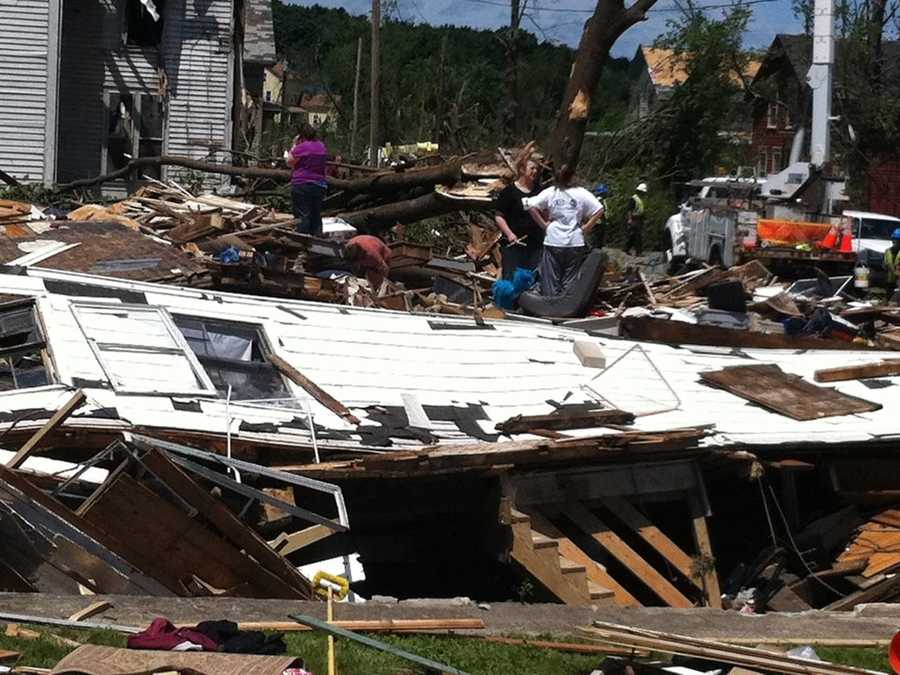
xmin=0 ymin=299 xmax=52 ymax=393
xmin=102 ymin=92 xmax=166 ymax=179
xmin=171 ymin=316 xmax=293 ymax=402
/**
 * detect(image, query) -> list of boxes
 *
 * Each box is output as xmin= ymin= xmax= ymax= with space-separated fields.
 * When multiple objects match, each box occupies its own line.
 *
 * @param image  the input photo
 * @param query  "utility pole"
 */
xmin=808 ymin=0 xmax=834 ymax=168
xmin=369 ymin=0 xmax=381 ymax=167
xmin=350 ymin=36 xmax=363 ymax=159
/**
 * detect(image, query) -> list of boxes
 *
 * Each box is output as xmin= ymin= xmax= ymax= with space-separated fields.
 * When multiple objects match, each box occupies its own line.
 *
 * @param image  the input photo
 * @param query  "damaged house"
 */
xmin=0 ymin=0 xmax=276 ymax=190
xmin=1 ymin=264 xmax=900 ymax=607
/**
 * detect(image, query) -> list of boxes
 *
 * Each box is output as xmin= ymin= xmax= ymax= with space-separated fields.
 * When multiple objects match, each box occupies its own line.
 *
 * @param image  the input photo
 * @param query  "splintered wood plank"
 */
xmin=699 ymin=364 xmax=881 ymax=421
xmin=527 ymin=510 xmax=641 ymax=607
xmin=7 ymin=390 xmax=86 ymax=469
xmin=67 ymin=600 xmax=112 ymax=622
xmin=270 ymin=353 xmax=360 ymax=425
xmin=270 ymin=524 xmax=335 ymax=557
xmin=814 ymin=360 xmax=900 ymax=382
xmin=562 ymin=501 xmax=693 ymax=608
xmin=689 ymin=496 xmax=722 ymax=609
xmin=495 ymin=410 xmax=635 ymax=435
xmin=601 ymin=497 xmax=702 ymax=591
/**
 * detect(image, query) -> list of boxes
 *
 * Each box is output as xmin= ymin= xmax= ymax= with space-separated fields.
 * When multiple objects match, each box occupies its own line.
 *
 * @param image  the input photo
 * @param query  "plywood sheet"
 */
xmin=699 ymin=364 xmax=882 ymax=421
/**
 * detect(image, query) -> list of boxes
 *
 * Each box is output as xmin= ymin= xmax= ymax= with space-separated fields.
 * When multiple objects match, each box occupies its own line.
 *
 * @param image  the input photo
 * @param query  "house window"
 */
xmin=758 ymin=148 xmax=769 ymax=176
xmin=264 ymin=90 xmax=272 ymax=103
xmin=126 ymin=0 xmax=164 ymax=46
xmin=0 ymin=300 xmax=50 ymax=392
xmin=784 ymin=107 xmax=793 ymax=130
xmin=771 ymin=147 xmax=783 ymax=174
xmin=104 ymin=92 xmax=165 ymax=178
xmin=172 ymin=317 xmax=291 ymax=402
xmin=766 ymin=102 xmax=778 ymax=129
xmin=71 ymin=304 xmax=215 ymax=395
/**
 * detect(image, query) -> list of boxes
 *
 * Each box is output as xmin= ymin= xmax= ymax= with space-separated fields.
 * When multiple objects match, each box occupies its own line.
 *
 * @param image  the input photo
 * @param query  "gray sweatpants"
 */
xmin=539 ymin=245 xmax=588 ymax=296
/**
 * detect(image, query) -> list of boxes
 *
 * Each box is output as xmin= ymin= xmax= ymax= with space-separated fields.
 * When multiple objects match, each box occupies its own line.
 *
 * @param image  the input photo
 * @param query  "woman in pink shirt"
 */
xmin=286 ymin=123 xmax=328 ymax=236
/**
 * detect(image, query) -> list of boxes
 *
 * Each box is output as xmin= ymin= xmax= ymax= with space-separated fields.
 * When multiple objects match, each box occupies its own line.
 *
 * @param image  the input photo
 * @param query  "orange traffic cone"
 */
xmin=821 ymin=227 xmax=838 ymax=249
xmin=839 ymin=229 xmax=854 ymax=253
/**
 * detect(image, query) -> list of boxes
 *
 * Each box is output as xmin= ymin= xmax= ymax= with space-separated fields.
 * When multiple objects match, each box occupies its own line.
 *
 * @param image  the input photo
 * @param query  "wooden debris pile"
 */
xmin=604 ymin=259 xmax=900 ymax=351
xmin=0 ymin=428 xmax=348 ymax=600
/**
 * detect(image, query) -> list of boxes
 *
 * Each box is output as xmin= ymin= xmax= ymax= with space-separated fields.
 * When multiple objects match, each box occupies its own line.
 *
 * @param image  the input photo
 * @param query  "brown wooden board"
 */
xmin=620 ymin=316 xmax=881 ymax=351
xmin=526 ymin=509 xmax=640 ymax=607
xmin=78 ymin=471 xmax=296 ymax=597
xmin=601 ymin=497 xmax=702 ymax=591
xmin=138 ymin=449 xmax=313 ymax=598
xmin=495 ymin=409 xmax=635 ymax=435
xmin=699 ymin=364 xmax=882 ymax=421
xmin=562 ymin=501 xmax=694 ymax=608
xmin=7 ymin=390 xmax=86 ymax=469
xmin=814 ymin=359 xmax=900 ymax=382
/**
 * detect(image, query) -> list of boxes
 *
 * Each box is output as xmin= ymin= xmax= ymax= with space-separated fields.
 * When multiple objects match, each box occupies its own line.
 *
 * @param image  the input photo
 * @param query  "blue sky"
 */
xmin=287 ymin=0 xmax=802 ymax=57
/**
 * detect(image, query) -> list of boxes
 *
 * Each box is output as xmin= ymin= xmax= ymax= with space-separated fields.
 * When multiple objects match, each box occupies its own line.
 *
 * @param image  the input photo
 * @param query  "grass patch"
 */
xmin=284 ymin=632 xmax=604 ymax=674
xmin=0 ymin=627 xmax=125 ymax=668
xmin=815 ymin=646 xmax=890 ymax=672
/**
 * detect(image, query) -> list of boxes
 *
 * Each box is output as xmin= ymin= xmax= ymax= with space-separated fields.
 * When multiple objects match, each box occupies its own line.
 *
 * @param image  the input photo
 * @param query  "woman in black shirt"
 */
xmin=494 ymin=159 xmax=543 ymax=280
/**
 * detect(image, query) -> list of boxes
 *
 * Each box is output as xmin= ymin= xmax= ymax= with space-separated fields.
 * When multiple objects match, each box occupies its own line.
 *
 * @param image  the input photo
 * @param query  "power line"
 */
xmin=460 ymin=0 xmax=777 ymax=14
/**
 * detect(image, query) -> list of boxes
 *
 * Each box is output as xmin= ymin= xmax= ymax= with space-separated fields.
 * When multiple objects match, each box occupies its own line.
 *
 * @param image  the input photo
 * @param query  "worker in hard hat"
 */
xmin=591 ymin=183 xmax=610 ymax=249
xmin=626 ymin=182 xmax=648 ymax=255
xmin=884 ymin=228 xmax=900 ymax=290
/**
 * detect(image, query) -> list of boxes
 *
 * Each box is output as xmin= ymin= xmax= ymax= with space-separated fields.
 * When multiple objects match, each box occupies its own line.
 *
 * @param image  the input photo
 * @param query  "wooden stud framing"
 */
xmin=562 ymin=501 xmax=693 ymax=608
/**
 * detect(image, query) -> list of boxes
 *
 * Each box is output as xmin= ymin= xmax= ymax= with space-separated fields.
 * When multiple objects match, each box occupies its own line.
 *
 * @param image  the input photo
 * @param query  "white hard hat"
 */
xmin=636 ymin=182 xmax=648 ymax=193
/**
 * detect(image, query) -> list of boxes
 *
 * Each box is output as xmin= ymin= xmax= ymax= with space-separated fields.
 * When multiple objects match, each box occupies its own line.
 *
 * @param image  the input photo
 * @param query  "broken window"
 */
xmin=126 ymin=0 xmax=164 ymax=46
xmin=0 ymin=300 xmax=50 ymax=392
xmin=71 ymin=304 xmax=215 ymax=395
xmin=172 ymin=317 xmax=292 ymax=402
xmin=104 ymin=93 xmax=165 ymax=178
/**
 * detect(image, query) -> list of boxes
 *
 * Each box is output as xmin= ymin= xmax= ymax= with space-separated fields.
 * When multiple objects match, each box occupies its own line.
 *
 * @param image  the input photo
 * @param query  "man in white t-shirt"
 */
xmin=524 ymin=166 xmax=604 ymax=296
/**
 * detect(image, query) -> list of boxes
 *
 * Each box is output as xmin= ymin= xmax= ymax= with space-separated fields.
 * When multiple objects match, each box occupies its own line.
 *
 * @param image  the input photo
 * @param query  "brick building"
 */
xmin=751 ymin=34 xmax=900 ymax=215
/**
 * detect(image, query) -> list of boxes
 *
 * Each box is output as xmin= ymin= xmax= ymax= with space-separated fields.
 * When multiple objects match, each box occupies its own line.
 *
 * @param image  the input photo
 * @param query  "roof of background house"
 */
xmin=244 ymin=0 xmax=276 ymax=64
xmin=298 ymin=92 xmax=339 ymax=112
xmin=640 ymin=46 xmax=688 ymax=89
xmin=758 ymin=34 xmax=900 ymax=93
xmin=638 ymin=45 xmax=760 ymax=91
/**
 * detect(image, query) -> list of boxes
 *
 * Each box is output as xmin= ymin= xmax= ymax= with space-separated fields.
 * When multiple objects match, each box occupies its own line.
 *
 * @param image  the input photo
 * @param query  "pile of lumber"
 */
xmin=597 ymin=260 xmax=771 ymax=310
xmin=582 ymin=622 xmax=883 ymax=675
xmin=0 ymin=198 xmax=34 ymax=227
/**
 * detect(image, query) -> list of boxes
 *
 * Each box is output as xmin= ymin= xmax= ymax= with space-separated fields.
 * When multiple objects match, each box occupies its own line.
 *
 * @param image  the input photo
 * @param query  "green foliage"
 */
xmin=652 ymin=4 xmax=753 ymax=185
xmin=596 ymin=167 xmax=677 ymax=251
xmin=271 ymin=2 xmax=631 ymax=157
xmin=0 ymin=183 xmax=74 ymax=209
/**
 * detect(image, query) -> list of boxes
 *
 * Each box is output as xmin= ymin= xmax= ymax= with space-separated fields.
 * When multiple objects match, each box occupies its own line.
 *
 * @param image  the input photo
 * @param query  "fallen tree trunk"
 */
xmin=550 ymin=0 xmax=659 ymax=171
xmin=339 ymin=192 xmax=461 ymax=231
xmin=54 ymin=155 xmax=464 ymax=196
